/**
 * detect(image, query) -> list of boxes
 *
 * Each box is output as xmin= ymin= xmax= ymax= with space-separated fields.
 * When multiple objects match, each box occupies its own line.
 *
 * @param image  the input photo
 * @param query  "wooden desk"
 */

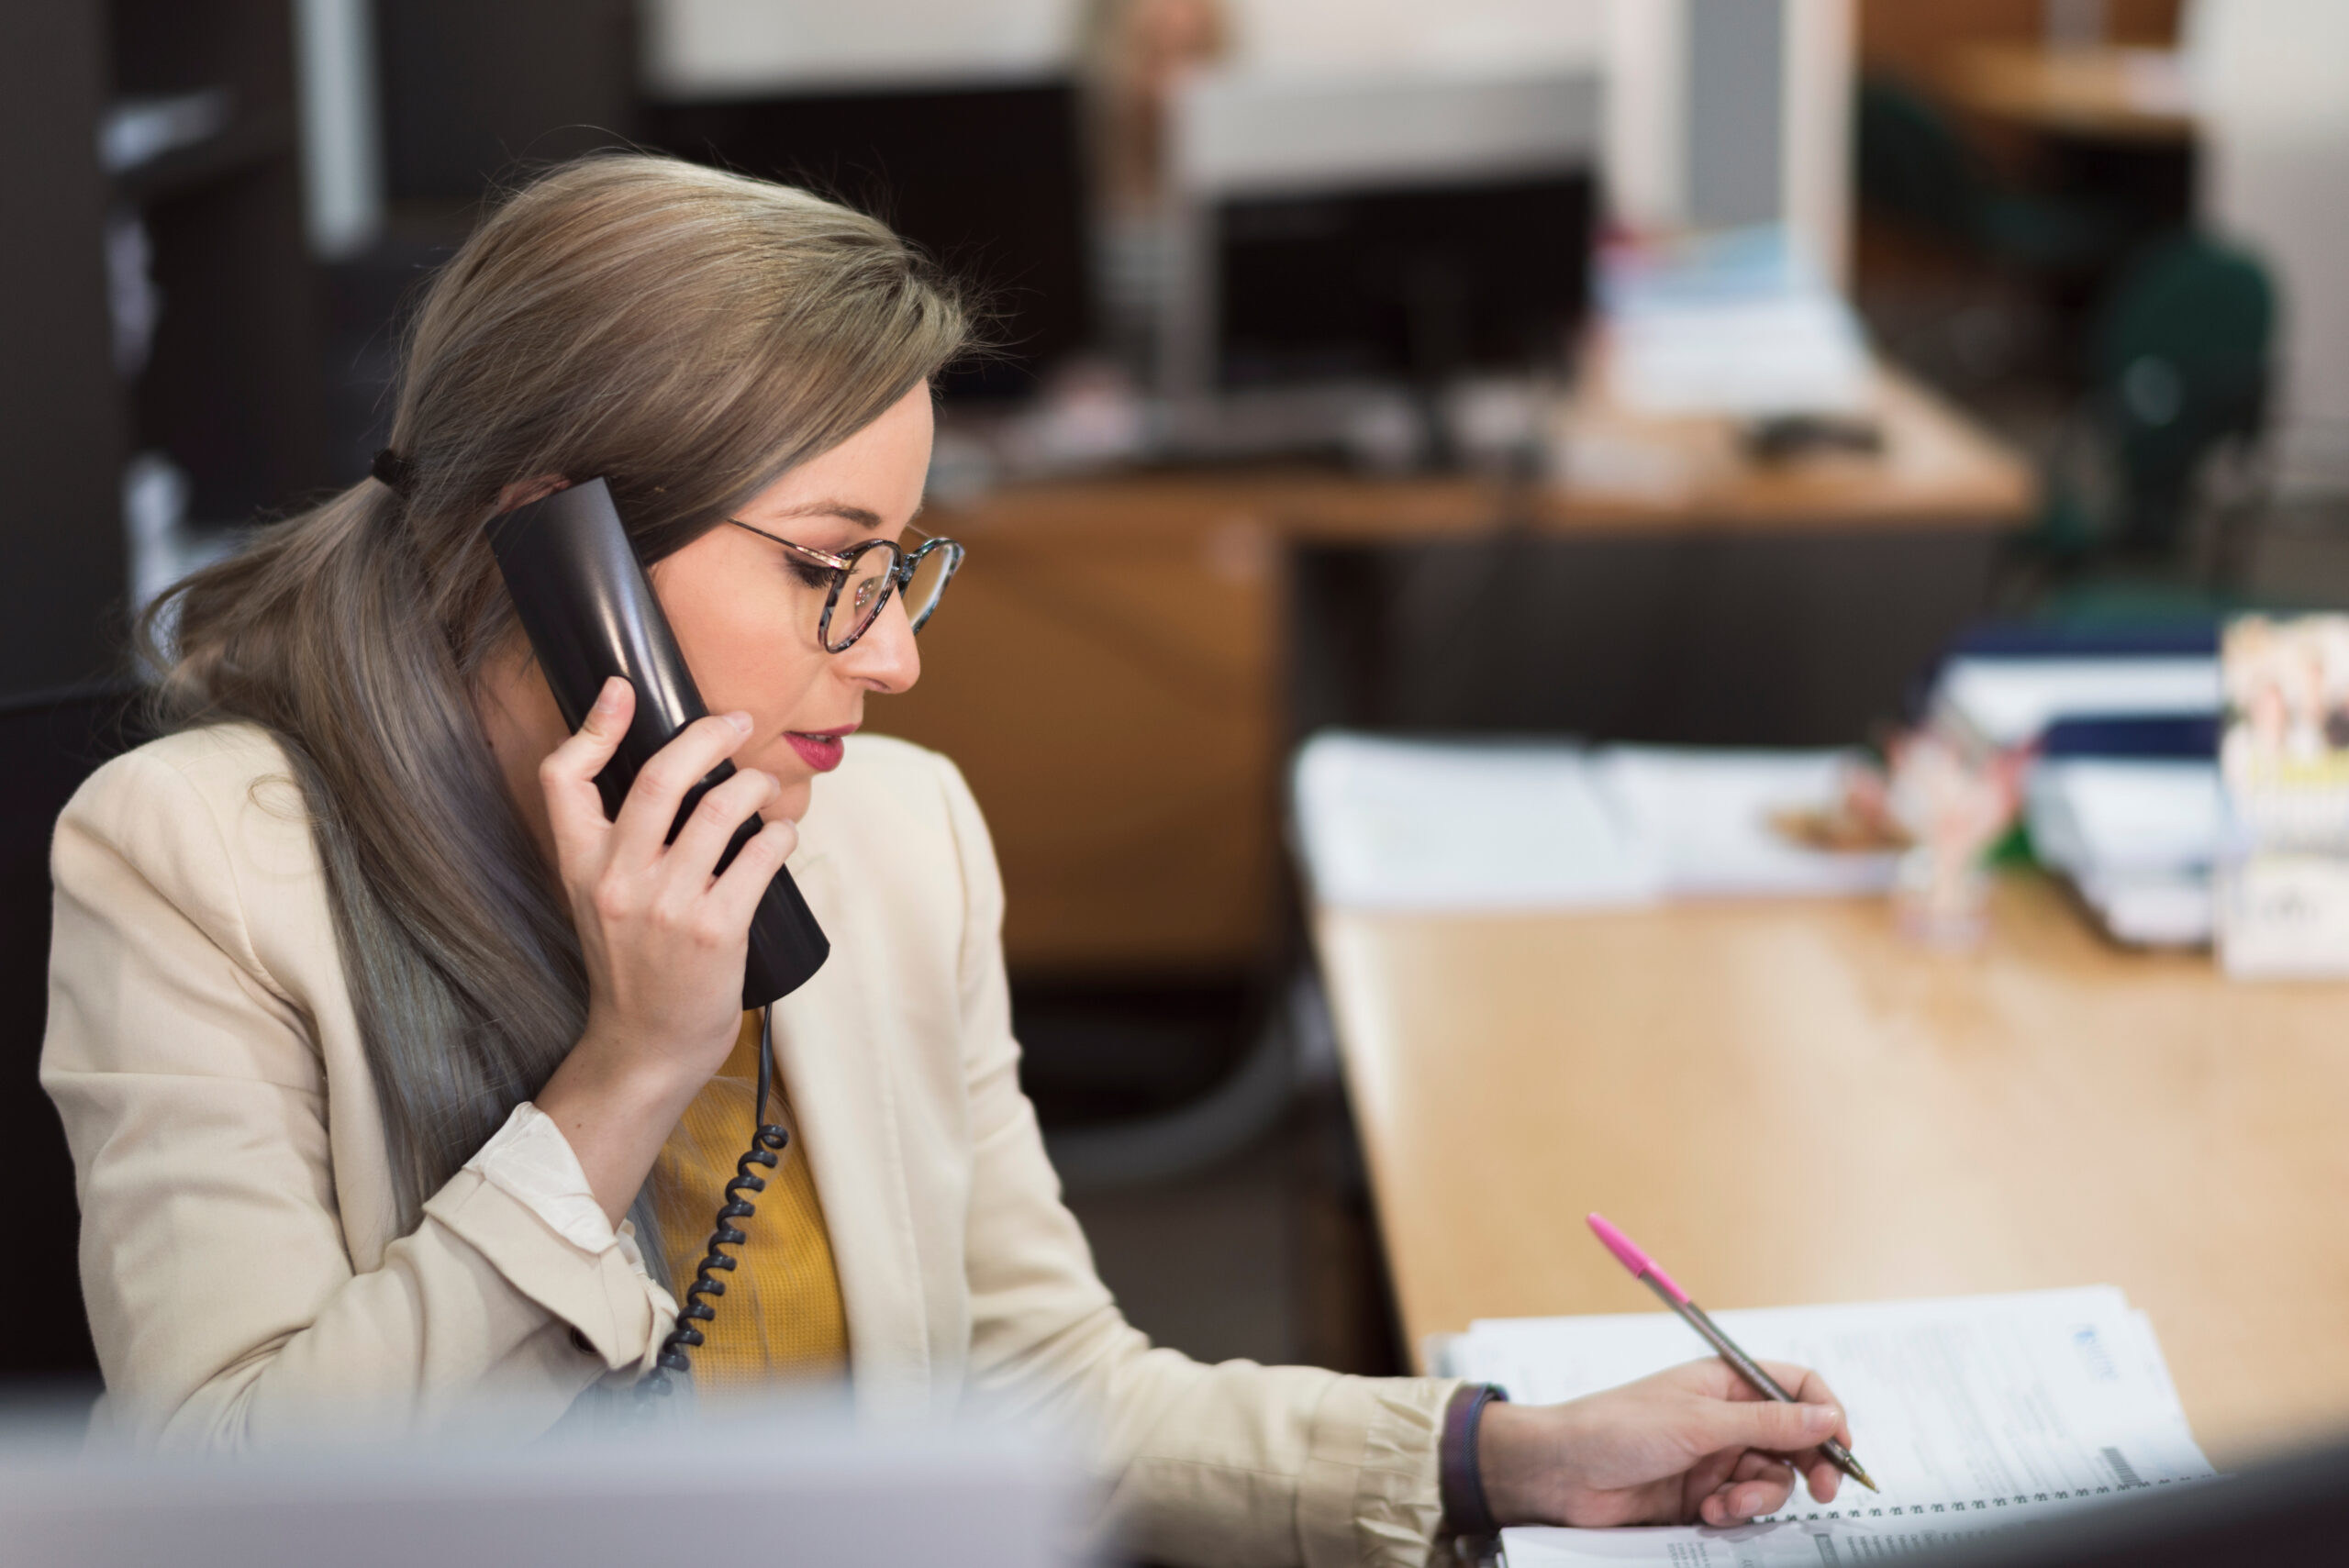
xmin=879 ymin=371 xmax=2032 ymax=973
xmin=1946 ymin=44 xmax=2197 ymax=146
xmin=1311 ymin=876 xmax=2349 ymax=1467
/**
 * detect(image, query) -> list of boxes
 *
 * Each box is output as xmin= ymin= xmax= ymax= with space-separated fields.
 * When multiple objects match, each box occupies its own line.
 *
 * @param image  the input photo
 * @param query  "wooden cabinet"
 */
xmin=873 ymin=486 xmax=1284 ymax=975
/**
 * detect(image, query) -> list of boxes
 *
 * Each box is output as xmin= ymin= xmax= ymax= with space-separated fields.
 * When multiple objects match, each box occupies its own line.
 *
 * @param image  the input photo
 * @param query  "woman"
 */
xmin=42 ymin=156 xmax=1853 ymax=1563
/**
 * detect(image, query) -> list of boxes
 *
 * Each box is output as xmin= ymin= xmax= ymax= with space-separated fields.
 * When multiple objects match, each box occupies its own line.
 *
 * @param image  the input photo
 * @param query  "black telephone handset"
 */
xmin=484 ymin=477 xmax=829 ymax=1008
xmin=484 ymin=477 xmax=822 ymax=1392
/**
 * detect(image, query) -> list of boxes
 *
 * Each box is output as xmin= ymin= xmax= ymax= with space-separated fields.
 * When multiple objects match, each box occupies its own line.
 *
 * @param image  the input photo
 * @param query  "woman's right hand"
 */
xmin=531 ymin=676 xmax=797 ymax=1222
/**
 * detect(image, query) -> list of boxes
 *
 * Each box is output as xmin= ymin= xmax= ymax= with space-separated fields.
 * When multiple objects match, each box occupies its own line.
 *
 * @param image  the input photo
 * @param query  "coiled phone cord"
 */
xmin=637 ymin=1003 xmax=789 ymax=1400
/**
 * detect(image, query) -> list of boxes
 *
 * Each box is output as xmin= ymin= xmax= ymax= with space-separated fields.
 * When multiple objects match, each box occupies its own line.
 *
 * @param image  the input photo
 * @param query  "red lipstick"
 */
xmin=784 ymin=725 xmax=855 ymax=773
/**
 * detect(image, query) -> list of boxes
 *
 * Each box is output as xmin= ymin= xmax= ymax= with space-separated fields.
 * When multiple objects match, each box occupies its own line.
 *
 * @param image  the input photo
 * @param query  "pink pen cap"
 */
xmin=1586 ymin=1213 xmax=1690 ymax=1305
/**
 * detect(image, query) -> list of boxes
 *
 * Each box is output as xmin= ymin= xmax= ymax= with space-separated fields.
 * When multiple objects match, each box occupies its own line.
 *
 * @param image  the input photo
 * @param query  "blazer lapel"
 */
xmin=764 ymin=844 xmax=935 ymax=1422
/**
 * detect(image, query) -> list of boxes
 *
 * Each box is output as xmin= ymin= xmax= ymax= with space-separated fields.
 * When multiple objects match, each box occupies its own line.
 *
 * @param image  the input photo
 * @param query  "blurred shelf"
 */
xmin=111 ymin=102 xmax=295 ymax=206
xmin=1945 ymin=43 xmax=2197 ymax=146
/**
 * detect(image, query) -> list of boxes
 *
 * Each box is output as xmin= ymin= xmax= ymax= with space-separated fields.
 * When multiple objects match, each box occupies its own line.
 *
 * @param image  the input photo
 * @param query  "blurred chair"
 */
xmin=0 ymin=684 xmax=149 ymax=1388
xmin=2091 ymin=233 xmax=2277 ymax=559
xmin=2030 ymin=233 xmax=2277 ymax=576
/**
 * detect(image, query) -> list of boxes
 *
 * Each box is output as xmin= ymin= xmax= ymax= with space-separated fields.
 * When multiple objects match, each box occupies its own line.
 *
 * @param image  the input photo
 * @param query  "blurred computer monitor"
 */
xmin=2 ymin=1405 xmax=1082 ymax=1568
xmin=644 ymin=81 xmax=1092 ymax=402
xmin=1161 ymin=65 xmax=1601 ymax=446
xmin=1913 ymin=1431 xmax=2349 ymax=1568
xmin=1215 ymin=172 xmax=1593 ymax=390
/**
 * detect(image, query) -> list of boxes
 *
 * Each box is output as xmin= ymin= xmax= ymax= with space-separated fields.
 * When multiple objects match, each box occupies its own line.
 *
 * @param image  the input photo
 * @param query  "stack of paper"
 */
xmin=1291 ymin=738 xmax=1655 ymax=911
xmin=2027 ymin=761 xmax=2222 ymax=947
xmin=1291 ymin=734 xmax=1898 ymax=913
xmin=1594 ymin=750 xmax=1900 ymax=900
xmin=1436 ymin=1287 xmax=2216 ymax=1565
xmin=1933 ymin=656 xmax=2221 ymax=751
xmin=1920 ymin=646 xmax=2222 ymax=948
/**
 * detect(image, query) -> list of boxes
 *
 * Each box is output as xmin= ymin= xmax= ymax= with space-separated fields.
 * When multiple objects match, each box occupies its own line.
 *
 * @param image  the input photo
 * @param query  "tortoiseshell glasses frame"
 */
xmin=725 ymin=519 xmax=965 ymax=654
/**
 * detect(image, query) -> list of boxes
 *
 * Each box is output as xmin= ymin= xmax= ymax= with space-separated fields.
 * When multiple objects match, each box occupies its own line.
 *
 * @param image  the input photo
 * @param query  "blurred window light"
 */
xmin=641 ymin=0 xmax=1077 ymax=99
xmin=96 ymin=90 xmax=234 ymax=176
xmin=294 ymin=0 xmax=384 ymax=259
xmin=1171 ymin=63 xmax=1602 ymax=196
xmin=1224 ymin=0 xmax=1609 ymax=74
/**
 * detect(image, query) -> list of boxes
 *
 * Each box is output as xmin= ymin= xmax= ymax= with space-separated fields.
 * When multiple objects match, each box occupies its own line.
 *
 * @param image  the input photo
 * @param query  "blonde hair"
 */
xmin=147 ymin=153 xmax=970 ymax=1233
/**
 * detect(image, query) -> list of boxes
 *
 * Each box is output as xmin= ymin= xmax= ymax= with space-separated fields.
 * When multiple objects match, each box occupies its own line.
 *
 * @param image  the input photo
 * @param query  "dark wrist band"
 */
xmin=1440 ymin=1382 xmax=1509 ymax=1539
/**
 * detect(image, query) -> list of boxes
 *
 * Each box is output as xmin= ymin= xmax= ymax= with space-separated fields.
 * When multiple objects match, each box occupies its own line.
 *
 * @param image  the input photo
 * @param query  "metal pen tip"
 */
xmin=1848 ymin=1461 xmax=1879 ymax=1493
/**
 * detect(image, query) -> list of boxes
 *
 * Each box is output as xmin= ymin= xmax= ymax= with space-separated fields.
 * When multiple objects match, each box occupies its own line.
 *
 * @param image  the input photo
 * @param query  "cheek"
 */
xmin=652 ymin=536 xmax=836 ymax=762
xmin=677 ymin=598 xmax=825 ymax=730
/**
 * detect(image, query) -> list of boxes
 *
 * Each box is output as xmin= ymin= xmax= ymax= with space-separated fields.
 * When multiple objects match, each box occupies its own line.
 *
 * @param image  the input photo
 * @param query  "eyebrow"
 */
xmin=764 ymin=499 xmax=886 ymax=530
xmin=756 ymin=498 xmax=927 ymax=532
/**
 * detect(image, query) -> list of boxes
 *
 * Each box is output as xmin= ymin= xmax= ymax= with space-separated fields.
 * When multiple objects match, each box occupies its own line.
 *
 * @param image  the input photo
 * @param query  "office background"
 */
xmin=4 ymin=0 xmax=2347 ymax=1410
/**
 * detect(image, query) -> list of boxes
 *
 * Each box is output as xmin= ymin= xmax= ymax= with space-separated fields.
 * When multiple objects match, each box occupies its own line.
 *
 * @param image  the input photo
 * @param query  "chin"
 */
xmin=774 ymin=781 xmax=815 ymax=823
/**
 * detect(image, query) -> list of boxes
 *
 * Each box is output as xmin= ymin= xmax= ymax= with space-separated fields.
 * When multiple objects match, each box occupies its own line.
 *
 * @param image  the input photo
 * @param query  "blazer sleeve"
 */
xmin=40 ymin=745 xmax=668 ymax=1451
xmin=931 ymin=758 xmax=1463 ymax=1568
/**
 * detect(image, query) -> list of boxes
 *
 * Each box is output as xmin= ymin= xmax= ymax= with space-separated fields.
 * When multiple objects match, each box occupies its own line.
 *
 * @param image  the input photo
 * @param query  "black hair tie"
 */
xmin=370 ymin=448 xmax=415 ymax=496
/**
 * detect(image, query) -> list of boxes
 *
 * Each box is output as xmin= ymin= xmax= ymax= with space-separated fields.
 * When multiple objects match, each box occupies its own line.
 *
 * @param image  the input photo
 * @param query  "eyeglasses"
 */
xmin=726 ymin=519 xmax=965 ymax=654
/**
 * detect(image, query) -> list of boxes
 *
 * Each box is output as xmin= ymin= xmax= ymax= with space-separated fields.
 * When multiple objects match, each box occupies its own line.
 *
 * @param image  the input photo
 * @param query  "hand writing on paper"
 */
xmin=1481 ymin=1358 xmax=1854 ymax=1529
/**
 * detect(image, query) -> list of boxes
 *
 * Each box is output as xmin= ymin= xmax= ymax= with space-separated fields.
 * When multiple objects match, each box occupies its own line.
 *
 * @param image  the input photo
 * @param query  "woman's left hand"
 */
xmin=1479 ymin=1358 xmax=1854 ymax=1528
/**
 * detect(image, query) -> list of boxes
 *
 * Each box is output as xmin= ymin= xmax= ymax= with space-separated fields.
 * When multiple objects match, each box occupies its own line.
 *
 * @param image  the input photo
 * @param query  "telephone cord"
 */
xmin=636 ymin=1003 xmax=789 ymax=1400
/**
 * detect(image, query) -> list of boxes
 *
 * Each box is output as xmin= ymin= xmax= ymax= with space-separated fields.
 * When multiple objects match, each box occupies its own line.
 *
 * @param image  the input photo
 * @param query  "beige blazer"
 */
xmin=42 ymin=723 xmax=1459 ymax=1567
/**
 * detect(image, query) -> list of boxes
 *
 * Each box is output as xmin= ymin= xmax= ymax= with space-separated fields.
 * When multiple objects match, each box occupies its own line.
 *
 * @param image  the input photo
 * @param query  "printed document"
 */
xmin=1441 ymin=1288 xmax=2216 ymax=1564
xmin=1291 ymin=734 xmax=1896 ymax=912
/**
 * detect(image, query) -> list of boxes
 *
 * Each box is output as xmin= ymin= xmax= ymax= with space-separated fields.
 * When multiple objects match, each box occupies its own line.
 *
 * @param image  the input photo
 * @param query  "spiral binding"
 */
xmin=637 ymin=1004 xmax=789 ymax=1401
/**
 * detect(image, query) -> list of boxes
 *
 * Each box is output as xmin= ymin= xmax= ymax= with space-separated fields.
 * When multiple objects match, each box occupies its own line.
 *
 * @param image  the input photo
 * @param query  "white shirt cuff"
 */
xmin=464 ymin=1101 xmax=625 ymax=1256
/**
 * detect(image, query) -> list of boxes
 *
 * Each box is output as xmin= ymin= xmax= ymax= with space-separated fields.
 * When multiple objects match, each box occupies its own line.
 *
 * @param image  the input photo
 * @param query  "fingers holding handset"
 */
xmin=540 ymin=678 xmax=783 ymax=884
xmin=530 ymin=677 xmax=796 ymax=1228
xmin=536 ymin=676 xmax=791 ymax=1088
xmin=607 ymin=706 xmax=763 ymax=866
xmin=665 ymin=755 xmax=784 ymax=883
xmin=539 ymin=675 xmax=637 ymax=862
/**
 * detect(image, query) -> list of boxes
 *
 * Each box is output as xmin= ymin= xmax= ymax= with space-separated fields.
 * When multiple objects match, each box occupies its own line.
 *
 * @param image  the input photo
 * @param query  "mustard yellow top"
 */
xmin=651 ymin=1012 xmax=849 ymax=1392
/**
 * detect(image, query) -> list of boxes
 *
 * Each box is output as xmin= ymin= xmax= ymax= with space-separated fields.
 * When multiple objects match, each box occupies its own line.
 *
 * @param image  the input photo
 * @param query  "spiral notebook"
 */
xmin=1434 ymin=1287 xmax=2217 ymax=1565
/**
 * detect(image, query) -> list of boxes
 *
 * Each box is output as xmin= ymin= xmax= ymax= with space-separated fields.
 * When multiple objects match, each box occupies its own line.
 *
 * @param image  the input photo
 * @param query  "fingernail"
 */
xmin=1813 ymin=1405 xmax=1843 ymax=1429
xmin=592 ymin=678 xmax=624 ymax=713
xmin=723 ymin=711 xmax=752 ymax=734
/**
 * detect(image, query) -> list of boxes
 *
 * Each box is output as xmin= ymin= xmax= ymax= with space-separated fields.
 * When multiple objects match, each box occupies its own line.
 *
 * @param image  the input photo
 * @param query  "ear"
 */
xmin=496 ymin=474 xmax=572 ymax=514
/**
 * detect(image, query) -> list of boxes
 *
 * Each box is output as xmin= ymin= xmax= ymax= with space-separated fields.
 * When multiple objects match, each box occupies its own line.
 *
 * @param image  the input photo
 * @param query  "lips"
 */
xmin=784 ymin=726 xmax=855 ymax=773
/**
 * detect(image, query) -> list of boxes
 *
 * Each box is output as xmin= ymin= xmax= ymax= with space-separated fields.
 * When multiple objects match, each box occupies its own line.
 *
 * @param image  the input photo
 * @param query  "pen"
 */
xmin=1586 ymin=1212 xmax=1877 ymax=1494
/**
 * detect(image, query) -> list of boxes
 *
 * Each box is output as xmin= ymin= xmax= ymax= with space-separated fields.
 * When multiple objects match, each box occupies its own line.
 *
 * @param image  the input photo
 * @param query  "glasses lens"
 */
xmin=903 ymin=542 xmax=959 ymax=632
xmin=831 ymin=546 xmax=896 ymax=651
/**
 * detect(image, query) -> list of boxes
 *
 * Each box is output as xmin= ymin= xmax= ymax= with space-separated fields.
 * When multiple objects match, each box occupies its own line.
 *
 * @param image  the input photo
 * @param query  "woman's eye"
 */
xmin=786 ymin=559 xmax=834 ymax=591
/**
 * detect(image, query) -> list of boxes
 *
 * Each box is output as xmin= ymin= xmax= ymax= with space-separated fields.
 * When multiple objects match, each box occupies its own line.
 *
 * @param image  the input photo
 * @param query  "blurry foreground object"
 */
xmin=0 ymin=1400 xmax=1081 ymax=1568
xmin=2216 ymin=614 xmax=2349 ymax=978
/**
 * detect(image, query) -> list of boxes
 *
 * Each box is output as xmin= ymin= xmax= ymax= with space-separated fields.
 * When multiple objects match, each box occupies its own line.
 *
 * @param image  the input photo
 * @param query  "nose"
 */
xmin=838 ymin=591 xmax=921 ymax=694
